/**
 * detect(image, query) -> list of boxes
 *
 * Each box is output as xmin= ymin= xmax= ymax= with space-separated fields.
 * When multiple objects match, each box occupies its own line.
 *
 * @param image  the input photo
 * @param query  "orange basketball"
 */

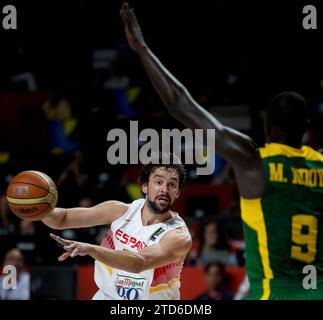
xmin=6 ymin=170 xmax=58 ymax=221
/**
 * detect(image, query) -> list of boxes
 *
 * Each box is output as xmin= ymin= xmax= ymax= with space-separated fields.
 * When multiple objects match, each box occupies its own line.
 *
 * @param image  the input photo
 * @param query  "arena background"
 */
xmin=0 ymin=0 xmax=323 ymax=300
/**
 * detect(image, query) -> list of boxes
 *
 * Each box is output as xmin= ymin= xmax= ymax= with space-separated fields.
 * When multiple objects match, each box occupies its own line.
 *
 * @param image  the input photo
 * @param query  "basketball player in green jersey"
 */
xmin=120 ymin=2 xmax=323 ymax=299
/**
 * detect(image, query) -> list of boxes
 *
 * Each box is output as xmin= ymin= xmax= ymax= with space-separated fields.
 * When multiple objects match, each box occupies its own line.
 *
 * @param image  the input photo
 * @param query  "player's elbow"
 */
xmin=42 ymin=209 xmax=65 ymax=230
xmin=46 ymin=221 xmax=66 ymax=230
xmin=52 ymin=208 xmax=68 ymax=230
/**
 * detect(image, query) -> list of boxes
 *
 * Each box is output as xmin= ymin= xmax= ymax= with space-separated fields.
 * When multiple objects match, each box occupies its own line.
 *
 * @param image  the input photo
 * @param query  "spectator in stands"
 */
xmin=56 ymin=149 xmax=93 ymax=208
xmin=194 ymin=261 xmax=233 ymax=300
xmin=184 ymin=222 xmax=201 ymax=266
xmin=42 ymin=89 xmax=79 ymax=154
xmin=57 ymin=149 xmax=87 ymax=189
xmin=19 ymin=220 xmax=36 ymax=236
xmin=103 ymin=55 xmax=140 ymax=119
xmin=221 ymin=188 xmax=243 ymax=237
xmin=0 ymin=194 xmax=18 ymax=234
xmin=198 ymin=219 xmax=237 ymax=267
xmin=0 ymin=248 xmax=30 ymax=300
xmin=0 ymin=194 xmax=11 ymax=231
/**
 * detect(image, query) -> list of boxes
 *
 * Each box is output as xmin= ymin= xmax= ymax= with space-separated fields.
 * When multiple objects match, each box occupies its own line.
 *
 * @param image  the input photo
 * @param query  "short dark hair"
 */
xmin=138 ymin=152 xmax=186 ymax=190
xmin=266 ymin=92 xmax=308 ymax=143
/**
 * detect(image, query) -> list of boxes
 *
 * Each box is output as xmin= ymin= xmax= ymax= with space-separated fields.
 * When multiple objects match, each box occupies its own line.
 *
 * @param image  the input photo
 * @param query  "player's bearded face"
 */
xmin=147 ymin=194 xmax=172 ymax=214
xmin=144 ymin=167 xmax=180 ymax=214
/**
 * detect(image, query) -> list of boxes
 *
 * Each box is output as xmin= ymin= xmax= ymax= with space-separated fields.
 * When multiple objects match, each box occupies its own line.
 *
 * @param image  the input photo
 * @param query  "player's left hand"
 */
xmin=50 ymin=233 xmax=92 ymax=261
xmin=120 ymin=2 xmax=146 ymax=52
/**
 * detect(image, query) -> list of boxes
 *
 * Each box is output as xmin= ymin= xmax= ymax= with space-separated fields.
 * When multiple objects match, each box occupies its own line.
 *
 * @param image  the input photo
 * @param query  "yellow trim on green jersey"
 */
xmin=240 ymin=197 xmax=273 ymax=300
xmin=259 ymin=143 xmax=323 ymax=161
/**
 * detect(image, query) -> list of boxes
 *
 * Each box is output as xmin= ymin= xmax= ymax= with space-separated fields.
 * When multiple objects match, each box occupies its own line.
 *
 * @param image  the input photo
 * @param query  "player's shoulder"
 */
xmin=162 ymin=226 xmax=192 ymax=247
xmin=258 ymin=143 xmax=323 ymax=162
xmin=96 ymin=200 xmax=130 ymax=220
xmin=100 ymin=200 xmax=130 ymax=210
xmin=117 ymin=201 xmax=131 ymax=211
xmin=302 ymin=145 xmax=323 ymax=162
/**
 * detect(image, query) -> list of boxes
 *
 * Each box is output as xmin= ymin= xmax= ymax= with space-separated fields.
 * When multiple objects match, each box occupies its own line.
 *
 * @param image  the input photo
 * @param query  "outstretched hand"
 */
xmin=120 ymin=2 xmax=146 ymax=52
xmin=50 ymin=233 xmax=92 ymax=261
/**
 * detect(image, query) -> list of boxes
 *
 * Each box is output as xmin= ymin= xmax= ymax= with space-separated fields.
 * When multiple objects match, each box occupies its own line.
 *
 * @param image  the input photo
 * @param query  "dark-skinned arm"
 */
xmin=120 ymin=3 xmax=264 ymax=198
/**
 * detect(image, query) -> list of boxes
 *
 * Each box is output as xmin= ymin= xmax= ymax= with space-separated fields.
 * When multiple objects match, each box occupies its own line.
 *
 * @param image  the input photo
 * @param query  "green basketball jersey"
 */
xmin=241 ymin=143 xmax=323 ymax=299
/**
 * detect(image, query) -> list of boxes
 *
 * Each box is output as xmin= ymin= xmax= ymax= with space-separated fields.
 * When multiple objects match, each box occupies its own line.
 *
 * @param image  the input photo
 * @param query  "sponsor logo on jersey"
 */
xmin=115 ymin=274 xmax=148 ymax=300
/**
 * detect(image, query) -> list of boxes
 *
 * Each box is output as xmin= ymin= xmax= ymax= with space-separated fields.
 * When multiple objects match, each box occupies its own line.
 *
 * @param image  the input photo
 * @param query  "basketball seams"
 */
xmin=28 ymin=171 xmax=57 ymax=197
xmin=10 ymin=172 xmax=57 ymax=198
xmin=7 ymin=182 xmax=49 ymax=198
xmin=27 ymin=170 xmax=49 ymax=184
xmin=15 ymin=170 xmax=49 ymax=189
xmin=29 ymin=170 xmax=53 ymax=189
xmin=6 ymin=170 xmax=58 ymax=221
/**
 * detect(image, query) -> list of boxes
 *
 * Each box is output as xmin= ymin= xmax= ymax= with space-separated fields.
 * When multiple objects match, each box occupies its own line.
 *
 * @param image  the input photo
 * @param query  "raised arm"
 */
xmin=42 ymin=200 xmax=129 ymax=230
xmin=120 ymin=3 xmax=264 ymax=198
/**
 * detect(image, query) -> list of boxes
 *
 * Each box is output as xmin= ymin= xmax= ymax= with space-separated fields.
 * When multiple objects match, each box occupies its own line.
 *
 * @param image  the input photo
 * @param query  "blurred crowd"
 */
xmin=1 ymin=40 xmax=323 ymax=299
xmin=0 ymin=44 xmax=249 ymax=299
xmin=1 ymin=0 xmax=323 ymax=299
